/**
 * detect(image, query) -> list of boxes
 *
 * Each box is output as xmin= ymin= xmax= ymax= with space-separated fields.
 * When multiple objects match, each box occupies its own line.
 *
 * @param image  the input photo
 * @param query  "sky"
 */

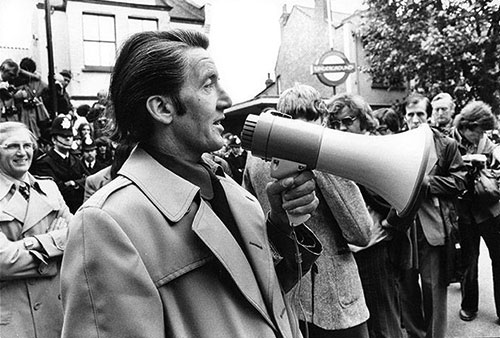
xmin=208 ymin=0 xmax=365 ymax=104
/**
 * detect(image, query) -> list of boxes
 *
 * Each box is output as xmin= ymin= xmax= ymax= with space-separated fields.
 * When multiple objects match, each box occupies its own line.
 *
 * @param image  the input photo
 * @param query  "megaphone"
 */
xmin=241 ymin=112 xmax=433 ymax=218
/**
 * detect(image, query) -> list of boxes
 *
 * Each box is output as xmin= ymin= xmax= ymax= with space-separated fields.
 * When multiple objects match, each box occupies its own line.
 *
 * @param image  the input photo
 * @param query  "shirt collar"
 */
xmin=53 ymin=148 xmax=69 ymax=159
xmin=0 ymin=171 xmax=45 ymax=199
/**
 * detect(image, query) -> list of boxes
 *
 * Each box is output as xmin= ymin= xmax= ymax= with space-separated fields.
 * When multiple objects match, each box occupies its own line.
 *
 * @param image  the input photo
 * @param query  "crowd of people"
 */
xmin=1 ymin=28 xmax=499 ymax=338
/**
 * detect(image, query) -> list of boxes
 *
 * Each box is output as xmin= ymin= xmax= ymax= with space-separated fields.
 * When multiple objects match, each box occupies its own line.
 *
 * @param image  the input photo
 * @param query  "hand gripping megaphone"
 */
xmin=241 ymin=112 xmax=433 ymax=218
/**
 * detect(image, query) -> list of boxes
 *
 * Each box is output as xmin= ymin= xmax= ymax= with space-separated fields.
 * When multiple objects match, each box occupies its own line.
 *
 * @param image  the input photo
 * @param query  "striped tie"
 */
xmin=18 ymin=184 xmax=30 ymax=201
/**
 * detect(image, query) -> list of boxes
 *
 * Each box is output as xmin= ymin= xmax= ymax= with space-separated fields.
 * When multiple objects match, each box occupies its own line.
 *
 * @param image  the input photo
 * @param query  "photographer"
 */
xmin=450 ymin=100 xmax=500 ymax=324
xmin=11 ymin=57 xmax=50 ymax=140
xmin=0 ymin=59 xmax=20 ymax=122
xmin=41 ymin=69 xmax=74 ymax=119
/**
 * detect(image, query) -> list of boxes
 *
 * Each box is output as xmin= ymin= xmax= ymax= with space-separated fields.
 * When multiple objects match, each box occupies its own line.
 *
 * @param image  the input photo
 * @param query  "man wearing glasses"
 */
xmin=0 ymin=121 xmax=71 ymax=338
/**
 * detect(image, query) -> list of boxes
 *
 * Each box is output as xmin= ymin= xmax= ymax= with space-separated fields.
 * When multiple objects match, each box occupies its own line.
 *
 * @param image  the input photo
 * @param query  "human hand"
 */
xmin=266 ymin=170 xmax=318 ymax=228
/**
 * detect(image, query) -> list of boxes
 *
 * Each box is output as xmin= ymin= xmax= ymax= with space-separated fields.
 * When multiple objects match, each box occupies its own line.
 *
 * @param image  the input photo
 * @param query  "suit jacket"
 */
xmin=61 ymin=147 xmax=321 ymax=338
xmin=417 ymin=128 xmax=467 ymax=246
xmin=243 ymin=154 xmax=371 ymax=330
xmin=0 ymin=173 xmax=71 ymax=338
xmin=83 ymin=165 xmax=111 ymax=202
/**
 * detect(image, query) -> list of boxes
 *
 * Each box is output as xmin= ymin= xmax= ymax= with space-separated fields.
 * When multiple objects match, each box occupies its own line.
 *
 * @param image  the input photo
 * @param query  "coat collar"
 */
xmin=118 ymin=147 xmax=200 ymax=223
xmin=0 ymin=173 xmax=60 ymax=232
xmin=118 ymin=147 xmax=283 ymax=331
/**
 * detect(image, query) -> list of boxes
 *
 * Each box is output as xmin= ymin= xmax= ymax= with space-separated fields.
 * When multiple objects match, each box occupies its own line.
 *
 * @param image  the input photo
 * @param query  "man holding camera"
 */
xmin=0 ymin=59 xmax=20 ymax=121
xmin=41 ymin=69 xmax=74 ymax=119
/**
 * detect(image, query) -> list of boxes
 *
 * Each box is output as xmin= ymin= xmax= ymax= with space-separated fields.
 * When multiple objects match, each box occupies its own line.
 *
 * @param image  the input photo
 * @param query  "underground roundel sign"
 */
xmin=311 ymin=50 xmax=355 ymax=87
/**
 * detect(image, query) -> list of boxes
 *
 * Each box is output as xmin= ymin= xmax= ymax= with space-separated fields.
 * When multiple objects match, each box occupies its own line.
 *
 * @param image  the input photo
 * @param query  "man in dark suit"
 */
xmin=30 ymin=115 xmax=87 ymax=213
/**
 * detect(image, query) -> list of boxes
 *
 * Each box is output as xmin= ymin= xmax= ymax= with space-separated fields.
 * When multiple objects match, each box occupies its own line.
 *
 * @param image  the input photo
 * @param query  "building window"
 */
xmin=128 ymin=17 xmax=158 ymax=35
xmin=82 ymin=13 xmax=116 ymax=70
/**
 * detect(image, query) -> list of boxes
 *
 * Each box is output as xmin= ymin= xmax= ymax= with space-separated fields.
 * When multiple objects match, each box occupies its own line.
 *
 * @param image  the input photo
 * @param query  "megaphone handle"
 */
xmin=271 ymin=158 xmax=311 ymax=226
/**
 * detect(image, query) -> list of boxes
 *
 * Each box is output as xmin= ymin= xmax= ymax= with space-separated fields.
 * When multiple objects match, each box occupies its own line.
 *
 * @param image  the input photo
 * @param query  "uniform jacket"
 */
xmin=243 ymin=154 xmax=371 ymax=330
xmin=61 ymin=147 xmax=321 ymax=338
xmin=417 ymin=128 xmax=467 ymax=246
xmin=30 ymin=148 xmax=87 ymax=213
xmin=0 ymin=173 xmax=71 ymax=338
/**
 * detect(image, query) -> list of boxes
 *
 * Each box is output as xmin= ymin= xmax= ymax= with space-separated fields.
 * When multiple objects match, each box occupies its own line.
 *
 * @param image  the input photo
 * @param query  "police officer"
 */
xmin=80 ymin=136 xmax=107 ymax=175
xmin=30 ymin=115 xmax=87 ymax=213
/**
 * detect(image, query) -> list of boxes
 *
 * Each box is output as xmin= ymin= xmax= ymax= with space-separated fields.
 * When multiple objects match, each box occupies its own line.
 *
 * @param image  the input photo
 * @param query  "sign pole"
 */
xmin=44 ymin=0 xmax=57 ymax=115
xmin=326 ymin=0 xmax=333 ymax=50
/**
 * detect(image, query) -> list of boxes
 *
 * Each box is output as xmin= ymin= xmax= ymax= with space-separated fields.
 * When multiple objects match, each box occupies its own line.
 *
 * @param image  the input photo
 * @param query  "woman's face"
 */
xmin=330 ymin=107 xmax=362 ymax=134
xmin=81 ymin=125 xmax=91 ymax=137
xmin=462 ymin=125 xmax=486 ymax=145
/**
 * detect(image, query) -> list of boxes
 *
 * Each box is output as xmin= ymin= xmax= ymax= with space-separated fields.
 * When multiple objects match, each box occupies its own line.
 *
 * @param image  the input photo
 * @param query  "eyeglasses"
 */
xmin=0 ymin=142 xmax=34 ymax=153
xmin=329 ymin=116 xmax=357 ymax=129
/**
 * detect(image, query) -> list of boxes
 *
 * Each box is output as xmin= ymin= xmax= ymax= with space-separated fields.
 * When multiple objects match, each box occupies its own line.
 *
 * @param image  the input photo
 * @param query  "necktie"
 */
xmin=18 ymin=184 xmax=30 ymax=201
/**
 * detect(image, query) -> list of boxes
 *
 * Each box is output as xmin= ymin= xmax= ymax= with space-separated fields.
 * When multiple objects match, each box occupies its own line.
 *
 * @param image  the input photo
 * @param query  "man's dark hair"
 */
xmin=20 ymin=57 xmax=37 ymax=73
xmin=404 ymin=93 xmax=432 ymax=117
xmin=109 ymin=29 xmax=209 ymax=144
xmin=373 ymin=107 xmax=401 ymax=133
xmin=0 ymin=59 xmax=19 ymax=75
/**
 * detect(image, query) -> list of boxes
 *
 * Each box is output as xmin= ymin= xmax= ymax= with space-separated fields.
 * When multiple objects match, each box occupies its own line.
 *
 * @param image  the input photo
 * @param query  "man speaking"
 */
xmin=60 ymin=29 xmax=321 ymax=338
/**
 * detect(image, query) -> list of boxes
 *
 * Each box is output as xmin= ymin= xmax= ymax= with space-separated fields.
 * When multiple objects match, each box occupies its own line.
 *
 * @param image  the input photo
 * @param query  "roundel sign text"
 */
xmin=311 ymin=50 xmax=355 ymax=87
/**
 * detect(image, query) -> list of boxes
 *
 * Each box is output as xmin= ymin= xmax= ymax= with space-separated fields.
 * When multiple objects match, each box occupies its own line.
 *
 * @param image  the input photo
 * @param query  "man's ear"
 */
xmin=146 ymin=95 xmax=175 ymax=125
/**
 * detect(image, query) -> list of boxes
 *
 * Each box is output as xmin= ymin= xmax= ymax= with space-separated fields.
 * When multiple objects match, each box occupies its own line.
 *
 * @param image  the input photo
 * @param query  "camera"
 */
xmin=23 ymin=98 xmax=37 ymax=109
xmin=2 ymin=105 xmax=19 ymax=117
xmin=0 ymin=85 xmax=16 ymax=100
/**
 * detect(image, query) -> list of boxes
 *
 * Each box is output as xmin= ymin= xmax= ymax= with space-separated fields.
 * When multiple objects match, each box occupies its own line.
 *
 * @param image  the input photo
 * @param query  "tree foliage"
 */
xmin=361 ymin=0 xmax=500 ymax=113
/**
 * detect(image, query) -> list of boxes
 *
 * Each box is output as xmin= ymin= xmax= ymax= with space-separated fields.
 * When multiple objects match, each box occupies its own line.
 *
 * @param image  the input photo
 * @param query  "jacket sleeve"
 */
xmin=61 ymin=207 xmax=165 ymax=338
xmin=426 ymin=138 xmax=467 ymax=197
xmin=266 ymin=217 xmax=322 ymax=293
xmin=0 ymin=232 xmax=48 ymax=280
xmin=84 ymin=177 xmax=96 ymax=202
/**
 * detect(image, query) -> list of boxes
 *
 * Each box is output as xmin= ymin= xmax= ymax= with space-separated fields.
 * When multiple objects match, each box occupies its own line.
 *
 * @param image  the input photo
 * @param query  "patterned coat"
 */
xmin=243 ymin=154 xmax=372 ymax=330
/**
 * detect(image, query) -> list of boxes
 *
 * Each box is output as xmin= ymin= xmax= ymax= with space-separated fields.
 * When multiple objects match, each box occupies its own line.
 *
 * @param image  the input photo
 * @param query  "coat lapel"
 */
xmin=192 ymin=193 xmax=275 ymax=329
xmin=1 ymin=193 xmax=26 ymax=223
xmin=219 ymin=178 xmax=287 ymax=328
xmin=22 ymin=189 xmax=58 ymax=234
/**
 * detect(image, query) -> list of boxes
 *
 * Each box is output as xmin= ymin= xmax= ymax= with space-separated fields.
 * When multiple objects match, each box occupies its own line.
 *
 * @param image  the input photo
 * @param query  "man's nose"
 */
xmin=218 ymin=86 xmax=232 ymax=111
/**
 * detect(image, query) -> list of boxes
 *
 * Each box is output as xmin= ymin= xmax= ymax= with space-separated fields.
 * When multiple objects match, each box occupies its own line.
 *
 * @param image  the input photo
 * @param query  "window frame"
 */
xmin=82 ymin=12 xmax=117 ymax=71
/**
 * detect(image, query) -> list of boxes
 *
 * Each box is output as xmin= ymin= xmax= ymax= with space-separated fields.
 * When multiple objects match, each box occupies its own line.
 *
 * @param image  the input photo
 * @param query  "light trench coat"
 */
xmin=61 ymin=147 xmax=321 ymax=338
xmin=0 ymin=173 xmax=71 ymax=338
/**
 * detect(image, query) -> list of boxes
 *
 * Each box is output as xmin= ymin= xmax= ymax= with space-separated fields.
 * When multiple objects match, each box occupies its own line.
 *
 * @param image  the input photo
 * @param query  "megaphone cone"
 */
xmin=241 ymin=113 xmax=433 ymax=217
